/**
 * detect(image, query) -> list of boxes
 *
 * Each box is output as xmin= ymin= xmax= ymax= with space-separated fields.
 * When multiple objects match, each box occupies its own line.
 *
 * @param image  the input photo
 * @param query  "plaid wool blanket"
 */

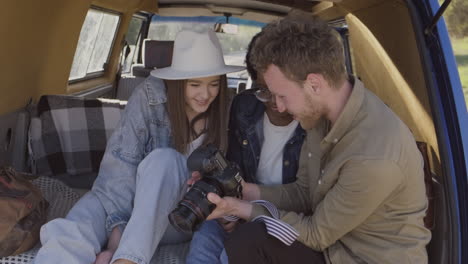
xmin=29 ymin=95 xmax=126 ymax=188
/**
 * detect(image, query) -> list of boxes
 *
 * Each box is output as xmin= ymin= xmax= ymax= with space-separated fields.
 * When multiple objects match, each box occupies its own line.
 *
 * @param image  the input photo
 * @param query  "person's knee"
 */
xmin=187 ymin=220 xmax=226 ymax=264
xmin=193 ymin=220 xmax=225 ymax=243
xmin=137 ymin=148 xmax=186 ymax=180
xmin=40 ymin=218 xmax=65 ymax=242
xmin=40 ymin=218 xmax=98 ymax=249
xmin=197 ymin=220 xmax=224 ymax=235
xmin=223 ymin=222 xmax=269 ymax=264
xmin=224 ymin=222 xmax=268 ymax=251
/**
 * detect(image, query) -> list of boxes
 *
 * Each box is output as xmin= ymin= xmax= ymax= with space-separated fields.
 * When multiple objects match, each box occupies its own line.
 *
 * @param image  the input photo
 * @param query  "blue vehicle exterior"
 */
xmin=411 ymin=1 xmax=468 ymax=263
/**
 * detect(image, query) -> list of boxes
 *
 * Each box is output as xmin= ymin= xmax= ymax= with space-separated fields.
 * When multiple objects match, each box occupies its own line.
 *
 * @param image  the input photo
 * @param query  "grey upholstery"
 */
xmin=0 ymin=109 xmax=30 ymax=172
xmin=131 ymin=64 xmax=153 ymax=77
xmin=120 ymin=39 xmax=174 ymax=99
xmin=131 ymin=39 xmax=174 ymax=78
xmin=143 ymin=40 xmax=174 ymax=69
xmin=153 ymin=243 xmax=190 ymax=264
xmin=0 ymin=176 xmax=190 ymax=264
xmin=116 ymin=76 xmax=146 ymax=101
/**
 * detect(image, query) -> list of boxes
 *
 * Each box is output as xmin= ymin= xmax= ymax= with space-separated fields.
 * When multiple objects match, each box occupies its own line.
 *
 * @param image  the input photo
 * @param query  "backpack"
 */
xmin=0 ymin=167 xmax=49 ymax=257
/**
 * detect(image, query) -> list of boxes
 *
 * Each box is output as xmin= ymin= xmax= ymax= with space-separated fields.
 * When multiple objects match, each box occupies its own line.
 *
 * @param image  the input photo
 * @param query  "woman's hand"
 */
xmin=94 ymin=249 xmax=115 ymax=264
xmin=187 ymin=171 xmax=202 ymax=186
xmin=94 ymin=226 xmax=122 ymax=264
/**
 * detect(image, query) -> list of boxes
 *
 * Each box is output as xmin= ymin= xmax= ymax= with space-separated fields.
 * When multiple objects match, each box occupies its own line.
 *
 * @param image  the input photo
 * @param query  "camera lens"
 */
xmin=168 ymin=203 xmax=199 ymax=234
xmin=169 ymin=180 xmax=221 ymax=234
xmin=169 ymin=144 xmax=243 ymax=235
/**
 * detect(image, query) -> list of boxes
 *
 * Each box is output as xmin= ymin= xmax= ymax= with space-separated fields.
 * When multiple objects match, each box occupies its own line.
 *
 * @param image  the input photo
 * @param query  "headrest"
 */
xmin=143 ymin=39 xmax=174 ymax=69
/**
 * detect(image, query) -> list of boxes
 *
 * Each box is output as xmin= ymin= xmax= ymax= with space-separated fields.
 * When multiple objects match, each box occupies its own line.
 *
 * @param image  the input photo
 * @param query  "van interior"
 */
xmin=0 ymin=0 xmax=467 ymax=263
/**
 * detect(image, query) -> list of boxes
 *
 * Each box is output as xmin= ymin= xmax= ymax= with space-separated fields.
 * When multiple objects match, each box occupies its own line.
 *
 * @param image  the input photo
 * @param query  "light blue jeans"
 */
xmin=34 ymin=149 xmax=191 ymax=264
xmin=186 ymin=219 xmax=229 ymax=264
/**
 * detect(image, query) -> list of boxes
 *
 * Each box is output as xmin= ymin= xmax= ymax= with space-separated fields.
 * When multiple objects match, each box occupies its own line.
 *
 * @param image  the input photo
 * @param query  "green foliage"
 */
xmin=444 ymin=0 xmax=468 ymax=109
xmin=451 ymin=37 xmax=468 ymax=110
xmin=445 ymin=0 xmax=468 ymax=38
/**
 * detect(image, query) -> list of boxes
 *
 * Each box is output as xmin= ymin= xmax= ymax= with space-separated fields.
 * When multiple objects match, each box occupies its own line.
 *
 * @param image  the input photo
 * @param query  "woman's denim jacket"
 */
xmin=91 ymin=76 xmax=172 ymax=233
xmin=226 ymin=89 xmax=306 ymax=184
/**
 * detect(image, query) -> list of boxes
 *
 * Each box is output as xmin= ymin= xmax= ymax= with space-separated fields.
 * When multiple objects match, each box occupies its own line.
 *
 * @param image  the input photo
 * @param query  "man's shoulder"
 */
xmin=339 ymin=88 xmax=421 ymax=175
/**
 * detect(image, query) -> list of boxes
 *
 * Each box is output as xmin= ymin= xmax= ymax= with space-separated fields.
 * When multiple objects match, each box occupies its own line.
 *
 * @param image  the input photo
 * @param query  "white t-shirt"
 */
xmin=256 ymin=113 xmax=299 ymax=185
xmin=185 ymin=134 xmax=206 ymax=157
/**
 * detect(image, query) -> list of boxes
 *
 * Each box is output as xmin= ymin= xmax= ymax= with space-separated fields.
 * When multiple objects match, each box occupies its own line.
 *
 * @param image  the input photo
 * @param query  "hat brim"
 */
xmin=150 ymin=65 xmax=245 ymax=80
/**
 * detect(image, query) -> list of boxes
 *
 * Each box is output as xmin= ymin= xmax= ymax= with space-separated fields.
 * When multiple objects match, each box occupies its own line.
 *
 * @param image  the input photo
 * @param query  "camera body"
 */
xmin=169 ymin=144 xmax=243 ymax=234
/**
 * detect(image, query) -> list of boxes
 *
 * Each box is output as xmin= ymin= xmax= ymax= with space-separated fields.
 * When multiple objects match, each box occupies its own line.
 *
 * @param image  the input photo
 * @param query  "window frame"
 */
xmin=68 ymin=6 xmax=122 ymax=84
xmin=120 ymin=13 xmax=151 ymax=74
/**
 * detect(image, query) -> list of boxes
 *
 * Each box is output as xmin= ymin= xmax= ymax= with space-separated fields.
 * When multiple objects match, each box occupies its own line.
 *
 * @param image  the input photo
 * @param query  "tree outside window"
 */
xmin=444 ymin=0 xmax=468 ymax=110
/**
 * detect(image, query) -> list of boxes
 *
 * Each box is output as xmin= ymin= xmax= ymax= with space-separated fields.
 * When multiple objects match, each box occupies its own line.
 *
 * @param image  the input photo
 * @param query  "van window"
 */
xmin=148 ymin=15 xmax=264 ymax=79
xmin=330 ymin=19 xmax=353 ymax=75
xmin=121 ymin=15 xmax=146 ymax=74
xmin=69 ymin=8 xmax=120 ymax=82
xmin=444 ymin=0 xmax=468 ymax=109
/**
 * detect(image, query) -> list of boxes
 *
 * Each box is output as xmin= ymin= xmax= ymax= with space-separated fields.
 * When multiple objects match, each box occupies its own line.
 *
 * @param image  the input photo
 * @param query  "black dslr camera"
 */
xmin=168 ymin=144 xmax=243 ymax=234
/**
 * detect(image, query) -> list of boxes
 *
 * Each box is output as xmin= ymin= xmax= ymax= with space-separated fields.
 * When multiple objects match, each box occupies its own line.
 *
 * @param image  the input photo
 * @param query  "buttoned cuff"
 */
xmin=248 ymin=203 xmax=273 ymax=221
xmin=225 ymin=200 xmax=299 ymax=245
xmin=249 ymin=200 xmax=299 ymax=245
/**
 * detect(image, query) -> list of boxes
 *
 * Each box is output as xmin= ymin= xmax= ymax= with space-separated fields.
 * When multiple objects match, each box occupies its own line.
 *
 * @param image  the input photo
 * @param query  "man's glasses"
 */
xmin=253 ymin=86 xmax=272 ymax=102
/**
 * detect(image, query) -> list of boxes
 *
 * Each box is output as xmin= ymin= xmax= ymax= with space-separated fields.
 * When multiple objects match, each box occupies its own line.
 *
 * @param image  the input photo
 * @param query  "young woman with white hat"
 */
xmin=34 ymin=29 xmax=244 ymax=264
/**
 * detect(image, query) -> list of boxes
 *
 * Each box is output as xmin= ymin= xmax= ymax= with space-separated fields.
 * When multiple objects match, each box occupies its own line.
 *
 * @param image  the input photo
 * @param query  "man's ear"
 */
xmin=304 ymin=73 xmax=322 ymax=95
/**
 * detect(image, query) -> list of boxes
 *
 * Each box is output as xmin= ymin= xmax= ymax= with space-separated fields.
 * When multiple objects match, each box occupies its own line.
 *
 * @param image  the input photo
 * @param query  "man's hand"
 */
xmin=206 ymin=193 xmax=253 ymax=220
xmin=242 ymin=181 xmax=261 ymax=201
xmin=187 ymin=171 xmax=201 ymax=186
xmin=217 ymin=218 xmax=238 ymax=233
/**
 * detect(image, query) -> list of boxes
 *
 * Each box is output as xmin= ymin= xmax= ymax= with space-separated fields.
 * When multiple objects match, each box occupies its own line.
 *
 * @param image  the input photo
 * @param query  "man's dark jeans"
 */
xmin=224 ymin=222 xmax=326 ymax=264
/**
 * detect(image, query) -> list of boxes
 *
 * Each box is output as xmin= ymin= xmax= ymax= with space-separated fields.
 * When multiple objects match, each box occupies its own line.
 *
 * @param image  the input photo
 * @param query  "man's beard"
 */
xmin=298 ymin=95 xmax=323 ymax=130
xmin=299 ymin=113 xmax=321 ymax=130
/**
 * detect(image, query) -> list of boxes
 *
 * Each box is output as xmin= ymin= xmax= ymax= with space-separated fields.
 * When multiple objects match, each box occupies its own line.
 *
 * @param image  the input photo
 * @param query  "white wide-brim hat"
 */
xmin=151 ymin=30 xmax=245 ymax=80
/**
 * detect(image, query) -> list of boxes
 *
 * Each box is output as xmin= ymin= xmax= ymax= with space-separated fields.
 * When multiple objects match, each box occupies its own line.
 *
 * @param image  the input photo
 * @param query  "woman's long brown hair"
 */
xmin=165 ymin=75 xmax=228 ymax=154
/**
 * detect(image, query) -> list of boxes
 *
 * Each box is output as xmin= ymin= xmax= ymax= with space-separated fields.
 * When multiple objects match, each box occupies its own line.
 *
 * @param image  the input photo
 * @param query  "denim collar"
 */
xmin=145 ymin=76 xmax=168 ymax=105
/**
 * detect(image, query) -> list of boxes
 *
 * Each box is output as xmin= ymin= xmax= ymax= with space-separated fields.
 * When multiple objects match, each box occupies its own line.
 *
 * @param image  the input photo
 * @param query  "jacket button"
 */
xmin=242 ymin=140 xmax=248 ymax=145
xmin=284 ymin=160 xmax=290 ymax=166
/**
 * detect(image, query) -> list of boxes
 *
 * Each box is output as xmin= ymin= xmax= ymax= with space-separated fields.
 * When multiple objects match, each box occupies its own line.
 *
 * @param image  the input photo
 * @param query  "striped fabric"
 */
xmin=29 ymin=95 xmax=126 ymax=188
xmin=223 ymin=200 xmax=299 ymax=246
